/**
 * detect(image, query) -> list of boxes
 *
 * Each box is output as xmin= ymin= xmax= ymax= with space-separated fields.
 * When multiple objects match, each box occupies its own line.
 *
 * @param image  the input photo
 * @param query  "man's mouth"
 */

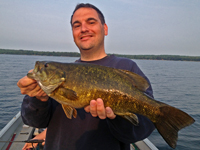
xmin=80 ymin=34 xmax=93 ymax=40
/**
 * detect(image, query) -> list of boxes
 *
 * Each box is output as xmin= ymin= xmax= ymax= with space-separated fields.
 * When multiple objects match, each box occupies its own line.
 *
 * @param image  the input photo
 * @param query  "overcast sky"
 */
xmin=0 ymin=0 xmax=200 ymax=56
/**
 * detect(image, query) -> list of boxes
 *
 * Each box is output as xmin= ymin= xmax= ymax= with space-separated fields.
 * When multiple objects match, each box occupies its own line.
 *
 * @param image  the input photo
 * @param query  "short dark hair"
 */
xmin=70 ymin=3 xmax=105 ymax=26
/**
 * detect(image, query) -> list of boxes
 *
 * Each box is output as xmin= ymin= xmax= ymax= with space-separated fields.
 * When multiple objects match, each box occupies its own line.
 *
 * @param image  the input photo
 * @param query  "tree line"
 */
xmin=0 ymin=49 xmax=200 ymax=61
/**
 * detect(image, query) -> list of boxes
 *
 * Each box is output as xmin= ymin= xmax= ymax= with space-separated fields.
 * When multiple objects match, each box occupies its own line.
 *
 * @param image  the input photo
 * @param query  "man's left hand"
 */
xmin=84 ymin=98 xmax=116 ymax=119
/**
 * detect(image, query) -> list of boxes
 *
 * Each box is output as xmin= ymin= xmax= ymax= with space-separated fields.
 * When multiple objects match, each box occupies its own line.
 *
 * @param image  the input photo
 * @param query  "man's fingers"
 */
xmin=96 ymin=98 xmax=106 ymax=119
xmin=90 ymin=100 xmax=98 ymax=117
xmin=19 ymin=80 xmax=47 ymax=98
xmin=23 ymin=84 xmax=40 ymax=96
xmin=106 ymin=107 xmax=116 ymax=119
xmin=17 ymin=71 xmax=49 ymax=101
xmin=20 ymin=83 xmax=38 ymax=95
xmin=17 ymin=76 xmax=36 ymax=88
xmin=84 ymin=98 xmax=116 ymax=120
xmin=84 ymin=105 xmax=90 ymax=113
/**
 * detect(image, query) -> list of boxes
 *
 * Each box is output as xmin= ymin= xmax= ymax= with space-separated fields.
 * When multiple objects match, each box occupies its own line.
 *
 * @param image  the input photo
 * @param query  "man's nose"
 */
xmin=81 ymin=23 xmax=89 ymax=32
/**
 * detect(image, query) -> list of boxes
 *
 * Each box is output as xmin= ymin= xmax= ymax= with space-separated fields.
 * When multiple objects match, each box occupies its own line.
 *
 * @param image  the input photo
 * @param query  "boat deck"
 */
xmin=9 ymin=124 xmax=34 ymax=150
xmin=131 ymin=139 xmax=158 ymax=150
xmin=0 ymin=112 xmax=34 ymax=150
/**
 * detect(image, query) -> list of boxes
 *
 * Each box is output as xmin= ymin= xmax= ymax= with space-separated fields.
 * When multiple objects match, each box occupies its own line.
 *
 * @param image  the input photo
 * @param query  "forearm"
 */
xmin=21 ymin=95 xmax=52 ymax=128
xmin=107 ymin=115 xmax=155 ymax=143
xmin=33 ymin=129 xmax=47 ymax=140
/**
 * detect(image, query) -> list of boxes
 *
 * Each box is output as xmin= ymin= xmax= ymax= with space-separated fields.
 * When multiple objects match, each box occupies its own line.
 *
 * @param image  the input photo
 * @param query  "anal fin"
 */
xmin=116 ymin=112 xmax=139 ymax=126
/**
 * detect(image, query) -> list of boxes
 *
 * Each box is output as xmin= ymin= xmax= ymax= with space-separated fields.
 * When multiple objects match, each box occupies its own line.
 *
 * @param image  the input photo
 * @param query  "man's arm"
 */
xmin=18 ymin=73 xmax=52 ymax=127
xmin=17 ymin=74 xmax=49 ymax=101
xmin=21 ymin=95 xmax=52 ymax=128
xmin=107 ymin=113 xmax=155 ymax=143
xmin=84 ymin=98 xmax=155 ymax=143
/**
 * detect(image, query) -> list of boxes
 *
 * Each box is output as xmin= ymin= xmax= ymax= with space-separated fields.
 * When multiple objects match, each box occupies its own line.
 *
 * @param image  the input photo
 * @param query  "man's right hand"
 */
xmin=17 ymin=71 xmax=49 ymax=101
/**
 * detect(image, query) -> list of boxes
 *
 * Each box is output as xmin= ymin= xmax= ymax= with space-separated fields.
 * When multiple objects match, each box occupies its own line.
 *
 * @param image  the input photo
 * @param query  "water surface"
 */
xmin=0 ymin=54 xmax=199 ymax=150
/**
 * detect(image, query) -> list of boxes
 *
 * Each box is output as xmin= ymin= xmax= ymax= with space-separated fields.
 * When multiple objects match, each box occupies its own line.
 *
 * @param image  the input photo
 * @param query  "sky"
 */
xmin=0 ymin=0 xmax=200 ymax=56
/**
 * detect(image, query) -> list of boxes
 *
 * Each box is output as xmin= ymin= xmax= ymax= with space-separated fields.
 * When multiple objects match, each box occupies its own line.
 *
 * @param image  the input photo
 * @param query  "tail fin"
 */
xmin=155 ymin=106 xmax=195 ymax=148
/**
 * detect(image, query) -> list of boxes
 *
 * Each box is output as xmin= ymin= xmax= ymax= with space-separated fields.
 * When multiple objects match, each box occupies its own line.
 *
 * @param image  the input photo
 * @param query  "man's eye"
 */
xmin=89 ymin=21 xmax=95 ymax=24
xmin=73 ymin=24 xmax=80 ymax=28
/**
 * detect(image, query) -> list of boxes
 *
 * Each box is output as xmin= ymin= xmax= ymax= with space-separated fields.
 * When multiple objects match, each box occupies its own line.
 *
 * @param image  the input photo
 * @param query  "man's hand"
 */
xmin=84 ymin=98 xmax=116 ymax=119
xmin=17 ymin=70 xmax=49 ymax=101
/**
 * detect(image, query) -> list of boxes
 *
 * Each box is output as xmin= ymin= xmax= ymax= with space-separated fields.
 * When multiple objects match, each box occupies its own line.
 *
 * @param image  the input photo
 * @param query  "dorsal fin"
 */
xmin=117 ymin=69 xmax=149 ymax=92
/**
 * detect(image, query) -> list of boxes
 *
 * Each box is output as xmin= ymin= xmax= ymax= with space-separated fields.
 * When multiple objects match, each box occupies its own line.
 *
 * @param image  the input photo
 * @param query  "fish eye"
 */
xmin=44 ymin=63 xmax=49 ymax=68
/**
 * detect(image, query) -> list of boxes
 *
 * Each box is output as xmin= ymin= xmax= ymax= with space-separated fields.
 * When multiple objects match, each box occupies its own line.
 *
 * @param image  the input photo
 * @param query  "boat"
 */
xmin=0 ymin=112 xmax=37 ymax=150
xmin=0 ymin=112 xmax=158 ymax=150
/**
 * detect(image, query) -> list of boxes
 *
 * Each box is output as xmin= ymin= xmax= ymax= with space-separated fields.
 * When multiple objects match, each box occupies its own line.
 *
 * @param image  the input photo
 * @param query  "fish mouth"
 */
xmin=27 ymin=71 xmax=36 ymax=79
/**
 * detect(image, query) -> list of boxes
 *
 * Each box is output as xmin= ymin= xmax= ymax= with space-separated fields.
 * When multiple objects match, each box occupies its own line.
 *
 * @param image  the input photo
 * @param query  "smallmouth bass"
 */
xmin=27 ymin=61 xmax=195 ymax=148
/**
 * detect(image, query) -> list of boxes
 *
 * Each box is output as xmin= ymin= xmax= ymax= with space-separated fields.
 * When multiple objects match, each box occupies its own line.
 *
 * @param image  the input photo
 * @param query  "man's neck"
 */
xmin=80 ymin=49 xmax=107 ymax=61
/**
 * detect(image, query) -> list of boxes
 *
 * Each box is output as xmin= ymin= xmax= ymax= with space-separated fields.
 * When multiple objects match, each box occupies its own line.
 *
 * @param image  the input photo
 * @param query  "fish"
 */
xmin=27 ymin=61 xmax=195 ymax=149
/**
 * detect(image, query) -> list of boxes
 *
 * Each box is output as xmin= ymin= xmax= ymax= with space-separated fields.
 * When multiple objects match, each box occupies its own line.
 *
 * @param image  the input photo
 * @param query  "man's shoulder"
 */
xmin=109 ymin=55 xmax=135 ymax=62
xmin=107 ymin=55 xmax=138 ymax=70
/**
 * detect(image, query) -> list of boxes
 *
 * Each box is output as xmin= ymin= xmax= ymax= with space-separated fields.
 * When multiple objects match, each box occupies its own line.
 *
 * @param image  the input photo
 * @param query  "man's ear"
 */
xmin=104 ymin=23 xmax=108 ymax=36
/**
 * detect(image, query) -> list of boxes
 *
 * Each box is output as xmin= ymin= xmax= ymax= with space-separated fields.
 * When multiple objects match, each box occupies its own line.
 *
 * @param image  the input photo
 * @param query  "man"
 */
xmin=18 ymin=3 xmax=155 ymax=150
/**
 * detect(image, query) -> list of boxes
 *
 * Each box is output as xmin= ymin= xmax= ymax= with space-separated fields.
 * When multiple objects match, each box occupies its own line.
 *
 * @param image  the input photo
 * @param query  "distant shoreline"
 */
xmin=0 ymin=48 xmax=200 ymax=61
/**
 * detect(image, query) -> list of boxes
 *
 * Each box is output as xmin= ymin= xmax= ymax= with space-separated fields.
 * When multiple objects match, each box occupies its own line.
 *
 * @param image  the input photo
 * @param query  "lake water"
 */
xmin=0 ymin=54 xmax=199 ymax=150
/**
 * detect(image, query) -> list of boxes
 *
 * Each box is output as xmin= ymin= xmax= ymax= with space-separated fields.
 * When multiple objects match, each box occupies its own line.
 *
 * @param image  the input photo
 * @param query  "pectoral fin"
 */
xmin=60 ymin=88 xmax=78 ymax=100
xmin=116 ymin=112 xmax=139 ymax=126
xmin=62 ymin=104 xmax=77 ymax=119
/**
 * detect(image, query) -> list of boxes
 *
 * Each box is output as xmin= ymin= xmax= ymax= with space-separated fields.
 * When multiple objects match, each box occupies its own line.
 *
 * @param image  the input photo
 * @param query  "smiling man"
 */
xmin=18 ymin=3 xmax=155 ymax=150
xmin=71 ymin=5 xmax=108 ymax=61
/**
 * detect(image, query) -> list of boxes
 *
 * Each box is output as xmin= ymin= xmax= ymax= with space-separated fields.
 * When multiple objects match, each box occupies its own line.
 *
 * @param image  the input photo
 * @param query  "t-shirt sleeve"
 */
xmin=107 ymin=114 xmax=155 ymax=143
xmin=21 ymin=95 xmax=53 ymax=128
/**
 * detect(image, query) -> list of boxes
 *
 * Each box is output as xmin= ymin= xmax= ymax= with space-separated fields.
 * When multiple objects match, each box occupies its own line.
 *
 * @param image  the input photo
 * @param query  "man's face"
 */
xmin=71 ymin=8 xmax=108 ymax=51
